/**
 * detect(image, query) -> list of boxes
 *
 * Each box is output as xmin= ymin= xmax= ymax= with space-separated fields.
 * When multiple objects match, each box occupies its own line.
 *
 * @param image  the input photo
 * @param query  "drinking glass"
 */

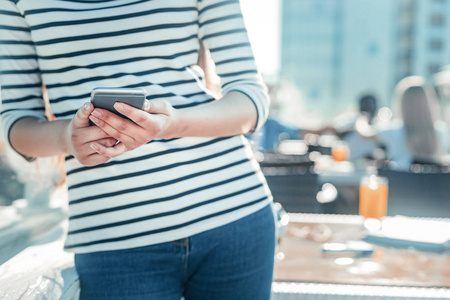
xmin=359 ymin=175 xmax=388 ymax=230
xmin=331 ymin=141 xmax=349 ymax=162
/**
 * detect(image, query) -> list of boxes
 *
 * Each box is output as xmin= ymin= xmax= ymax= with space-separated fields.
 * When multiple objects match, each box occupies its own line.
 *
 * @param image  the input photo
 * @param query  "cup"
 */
xmin=359 ymin=175 xmax=388 ymax=220
xmin=331 ymin=141 xmax=349 ymax=162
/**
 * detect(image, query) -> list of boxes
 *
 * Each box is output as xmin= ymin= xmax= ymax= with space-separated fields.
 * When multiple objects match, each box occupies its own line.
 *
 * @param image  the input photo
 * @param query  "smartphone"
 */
xmin=90 ymin=87 xmax=147 ymax=121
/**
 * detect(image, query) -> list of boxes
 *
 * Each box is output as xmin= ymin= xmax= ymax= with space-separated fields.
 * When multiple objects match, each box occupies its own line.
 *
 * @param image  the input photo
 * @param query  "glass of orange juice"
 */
xmin=331 ymin=141 xmax=349 ymax=162
xmin=359 ymin=175 xmax=388 ymax=230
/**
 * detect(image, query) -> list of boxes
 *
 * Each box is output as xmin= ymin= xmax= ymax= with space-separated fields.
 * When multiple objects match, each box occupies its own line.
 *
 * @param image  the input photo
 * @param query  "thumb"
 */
xmin=72 ymin=102 xmax=94 ymax=128
xmin=145 ymin=99 xmax=171 ymax=115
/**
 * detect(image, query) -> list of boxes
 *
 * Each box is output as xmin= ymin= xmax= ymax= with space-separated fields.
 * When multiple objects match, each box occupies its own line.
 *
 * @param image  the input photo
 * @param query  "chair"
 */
xmin=378 ymin=168 xmax=450 ymax=218
xmin=259 ymin=153 xmax=319 ymax=213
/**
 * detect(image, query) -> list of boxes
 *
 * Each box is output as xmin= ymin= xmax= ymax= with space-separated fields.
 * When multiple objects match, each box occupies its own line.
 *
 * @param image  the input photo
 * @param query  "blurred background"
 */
xmin=244 ymin=0 xmax=450 ymax=122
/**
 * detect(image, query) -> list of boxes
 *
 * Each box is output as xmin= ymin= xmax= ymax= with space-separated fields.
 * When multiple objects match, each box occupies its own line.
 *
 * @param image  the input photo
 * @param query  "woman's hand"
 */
xmin=87 ymin=100 xmax=177 ymax=158
xmin=65 ymin=102 xmax=118 ymax=166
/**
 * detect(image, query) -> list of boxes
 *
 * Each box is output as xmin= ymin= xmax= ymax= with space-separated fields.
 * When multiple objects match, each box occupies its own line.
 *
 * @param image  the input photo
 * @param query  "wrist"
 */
xmin=157 ymin=108 xmax=187 ymax=139
xmin=59 ymin=119 xmax=73 ymax=155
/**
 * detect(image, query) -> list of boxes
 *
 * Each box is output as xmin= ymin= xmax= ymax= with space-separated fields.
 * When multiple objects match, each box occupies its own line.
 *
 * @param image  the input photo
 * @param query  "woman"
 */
xmin=0 ymin=1 xmax=275 ymax=299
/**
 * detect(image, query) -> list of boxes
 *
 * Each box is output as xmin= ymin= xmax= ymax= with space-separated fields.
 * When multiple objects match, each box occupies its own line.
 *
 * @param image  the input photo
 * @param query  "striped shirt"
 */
xmin=0 ymin=0 xmax=272 ymax=253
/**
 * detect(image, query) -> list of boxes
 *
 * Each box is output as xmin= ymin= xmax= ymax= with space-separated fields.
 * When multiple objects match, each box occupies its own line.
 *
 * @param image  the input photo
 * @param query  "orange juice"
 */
xmin=359 ymin=176 xmax=388 ymax=219
xmin=331 ymin=148 xmax=348 ymax=162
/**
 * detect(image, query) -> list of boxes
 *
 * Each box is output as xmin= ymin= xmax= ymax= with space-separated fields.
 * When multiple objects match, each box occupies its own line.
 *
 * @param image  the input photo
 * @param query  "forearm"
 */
xmin=174 ymin=91 xmax=258 ymax=138
xmin=9 ymin=117 xmax=70 ymax=158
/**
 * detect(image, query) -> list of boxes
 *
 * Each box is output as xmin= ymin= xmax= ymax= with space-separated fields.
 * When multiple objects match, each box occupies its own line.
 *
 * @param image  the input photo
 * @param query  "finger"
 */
xmin=96 ymin=137 xmax=118 ymax=147
xmin=73 ymin=102 xmax=94 ymax=129
xmin=144 ymin=100 xmax=171 ymax=115
xmin=114 ymin=102 xmax=151 ymax=127
xmin=73 ymin=125 xmax=117 ymax=145
xmin=89 ymin=112 xmax=135 ymax=144
xmin=74 ymin=143 xmax=111 ymax=166
xmin=90 ymin=141 xmax=127 ymax=158
xmin=83 ymin=152 xmax=111 ymax=166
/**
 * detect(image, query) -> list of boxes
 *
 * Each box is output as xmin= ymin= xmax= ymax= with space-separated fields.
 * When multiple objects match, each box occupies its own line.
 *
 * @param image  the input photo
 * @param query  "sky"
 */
xmin=240 ymin=0 xmax=280 ymax=78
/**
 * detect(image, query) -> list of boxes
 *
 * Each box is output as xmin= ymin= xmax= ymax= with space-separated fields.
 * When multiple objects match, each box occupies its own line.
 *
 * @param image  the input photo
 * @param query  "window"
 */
xmin=429 ymin=39 xmax=443 ymax=50
xmin=430 ymin=14 xmax=445 ymax=26
xmin=429 ymin=63 xmax=441 ymax=75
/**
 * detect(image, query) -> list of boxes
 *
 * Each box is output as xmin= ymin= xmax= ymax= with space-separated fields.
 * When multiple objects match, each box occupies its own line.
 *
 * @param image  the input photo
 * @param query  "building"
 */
xmin=409 ymin=0 xmax=450 ymax=78
xmin=280 ymin=0 xmax=450 ymax=117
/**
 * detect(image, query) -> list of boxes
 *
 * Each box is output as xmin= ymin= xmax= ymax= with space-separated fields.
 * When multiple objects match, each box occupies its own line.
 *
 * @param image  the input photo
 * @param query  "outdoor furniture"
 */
xmin=272 ymin=213 xmax=450 ymax=299
xmin=378 ymin=169 xmax=450 ymax=218
xmin=259 ymin=153 xmax=319 ymax=213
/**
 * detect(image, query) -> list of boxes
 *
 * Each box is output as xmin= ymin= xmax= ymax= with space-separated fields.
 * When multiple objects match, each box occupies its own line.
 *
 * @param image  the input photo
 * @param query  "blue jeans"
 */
xmin=74 ymin=204 xmax=276 ymax=300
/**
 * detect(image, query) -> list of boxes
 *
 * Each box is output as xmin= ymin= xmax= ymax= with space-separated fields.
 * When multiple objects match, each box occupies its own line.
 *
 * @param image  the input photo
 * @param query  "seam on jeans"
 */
xmin=182 ymin=238 xmax=189 ymax=288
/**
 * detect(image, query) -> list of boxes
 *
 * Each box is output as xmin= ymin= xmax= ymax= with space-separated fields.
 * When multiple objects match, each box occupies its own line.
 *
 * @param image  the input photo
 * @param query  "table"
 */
xmin=272 ymin=213 xmax=450 ymax=299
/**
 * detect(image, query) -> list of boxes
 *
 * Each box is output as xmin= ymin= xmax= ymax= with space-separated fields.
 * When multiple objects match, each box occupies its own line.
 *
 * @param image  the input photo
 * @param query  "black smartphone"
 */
xmin=90 ymin=87 xmax=147 ymax=121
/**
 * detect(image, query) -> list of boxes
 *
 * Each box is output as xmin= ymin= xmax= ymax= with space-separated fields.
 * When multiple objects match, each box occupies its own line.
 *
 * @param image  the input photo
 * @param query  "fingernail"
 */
xmin=91 ymin=110 xmax=101 ymax=117
xmin=144 ymin=100 xmax=150 ymax=111
xmin=90 ymin=143 xmax=99 ymax=151
xmin=84 ymin=102 xmax=90 ymax=110
xmin=115 ymin=103 xmax=124 ymax=110
xmin=89 ymin=115 xmax=99 ymax=123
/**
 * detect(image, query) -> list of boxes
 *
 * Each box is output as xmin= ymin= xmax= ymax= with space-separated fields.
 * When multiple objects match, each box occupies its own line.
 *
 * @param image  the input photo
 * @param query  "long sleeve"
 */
xmin=197 ymin=0 xmax=270 ymax=131
xmin=0 ymin=1 xmax=46 ymax=152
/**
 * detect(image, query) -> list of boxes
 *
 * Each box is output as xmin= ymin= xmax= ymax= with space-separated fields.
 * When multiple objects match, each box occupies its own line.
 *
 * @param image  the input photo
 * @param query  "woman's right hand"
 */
xmin=65 ymin=103 xmax=118 ymax=166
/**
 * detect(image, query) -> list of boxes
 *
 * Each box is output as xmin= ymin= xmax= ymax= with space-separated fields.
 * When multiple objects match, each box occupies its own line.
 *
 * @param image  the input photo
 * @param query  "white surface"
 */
xmin=0 ymin=221 xmax=79 ymax=300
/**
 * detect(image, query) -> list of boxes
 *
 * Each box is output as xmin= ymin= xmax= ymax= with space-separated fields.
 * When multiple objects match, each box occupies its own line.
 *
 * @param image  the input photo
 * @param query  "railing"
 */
xmin=272 ymin=282 xmax=450 ymax=300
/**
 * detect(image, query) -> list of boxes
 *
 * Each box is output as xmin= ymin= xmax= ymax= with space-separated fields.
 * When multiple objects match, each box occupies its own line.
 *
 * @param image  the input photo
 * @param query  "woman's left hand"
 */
xmin=88 ymin=99 xmax=178 ymax=158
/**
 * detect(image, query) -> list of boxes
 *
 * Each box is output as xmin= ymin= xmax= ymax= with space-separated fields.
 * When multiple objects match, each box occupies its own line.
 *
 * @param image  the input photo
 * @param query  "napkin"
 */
xmin=363 ymin=216 xmax=450 ymax=252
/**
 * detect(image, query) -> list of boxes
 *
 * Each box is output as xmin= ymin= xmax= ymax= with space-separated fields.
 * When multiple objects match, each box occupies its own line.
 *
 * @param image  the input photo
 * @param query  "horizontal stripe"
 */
xmin=68 ymin=144 xmax=243 ymax=190
xmin=0 ymin=9 xmax=21 ymax=17
xmin=34 ymin=21 xmax=198 ymax=46
xmin=23 ymin=0 xmax=149 ymax=16
xmin=66 ymin=136 xmax=232 ymax=176
xmin=45 ymin=66 xmax=189 ymax=89
xmin=2 ymin=94 xmax=41 ymax=104
xmin=30 ymin=7 xmax=197 ymax=31
xmin=198 ymin=0 xmax=236 ymax=15
xmin=199 ymin=13 xmax=242 ymax=28
xmin=68 ymin=183 xmax=263 ymax=233
xmin=209 ymin=42 xmax=250 ymax=53
xmin=68 ymin=158 xmax=248 ymax=205
xmin=0 ymin=54 xmax=37 ymax=60
xmin=215 ymin=56 xmax=253 ymax=66
xmin=1 ymin=82 xmax=41 ymax=89
xmin=37 ymin=34 xmax=197 ymax=59
xmin=0 ymin=107 xmax=45 ymax=115
xmin=40 ymin=49 xmax=198 ymax=74
xmin=0 ymin=24 xmax=30 ymax=32
xmin=65 ymin=196 xmax=268 ymax=249
xmin=0 ymin=40 xmax=34 ymax=45
xmin=1 ymin=68 xmax=39 ymax=75
xmin=202 ymin=28 xmax=246 ymax=40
